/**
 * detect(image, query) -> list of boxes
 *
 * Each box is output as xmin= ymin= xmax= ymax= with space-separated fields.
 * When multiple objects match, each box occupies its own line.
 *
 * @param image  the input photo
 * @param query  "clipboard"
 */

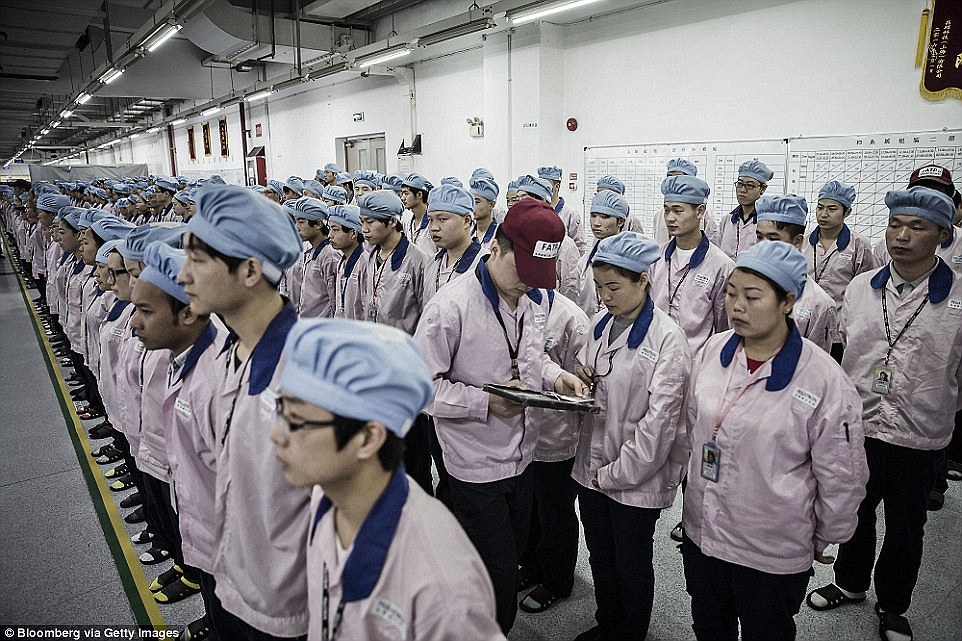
xmin=483 ymin=384 xmax=600 ymax=413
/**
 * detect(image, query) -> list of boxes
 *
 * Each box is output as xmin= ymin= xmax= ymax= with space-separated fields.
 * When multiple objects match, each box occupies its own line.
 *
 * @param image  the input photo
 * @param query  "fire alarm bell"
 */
xmin=566 ymin=118 xmax=578 ymax=131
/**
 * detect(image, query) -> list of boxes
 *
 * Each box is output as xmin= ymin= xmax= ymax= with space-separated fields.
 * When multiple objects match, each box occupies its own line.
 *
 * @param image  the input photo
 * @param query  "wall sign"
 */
xmin=219 ymin=117 xmax=229 ymax=157
xmin=919 ymin=0 xmax=962 ymax=103
xmin=255 ymin=123 xmax=262 ymax=137
xmin=202 ymin=122 xmax=212 ymax=157
xmin=187 ymin=126 xmax=196 ymax=161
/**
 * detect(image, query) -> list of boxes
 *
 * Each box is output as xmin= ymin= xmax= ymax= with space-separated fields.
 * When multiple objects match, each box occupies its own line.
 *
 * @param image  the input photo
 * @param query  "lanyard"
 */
xmin=711 ymin=343 xmax=769 ymax=442
xmin=220 ymin=344 xmax=252 ymax=445
xmin=435 ymin=253 xmax=462 ymax=291
xmin=588 ymin=340 xmax=619 ymax=397
xmin=667 ymin=253 xmax=692 ymax=308
xmin=880 ymin=288 xmax=928 ymax=365
xmin=410 ymin=211 xmax=428 ymax=242
xmin=322 ymin=564 xmax=345 ymax=641
xmin=813 ymin=245 xmax=840 ymax=283
xmin=489 ymin=301 xmax=524 ymax=379
xmin=370 ymin=244 xmax=399 ymax=301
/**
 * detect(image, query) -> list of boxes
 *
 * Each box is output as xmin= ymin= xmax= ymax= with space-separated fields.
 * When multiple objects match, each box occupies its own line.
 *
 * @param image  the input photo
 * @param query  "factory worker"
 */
xmin=86 ymin=217 xmax=135 ymax=381
xmin=354 ymin=170 xmax=378 ymax=196
xmin=265 ymin=180 xmax=285 ymax=204
xmin=284 ymin=176 xmax=306 ymax=202
xmin=272 ymin=319 xmax=505 ymax=641
xmin=414 ymin=198 xmax=588 ymax=634
xmin=34 ymin=193 xmax=71 ymax=307
xmin=505 ymin=179 xmax=522 ymax=209
xmin=650 ymin=159 xmax=719 ymax=244
xmin=289 ymin=198 xmax=338 ymax=318
xmin=178 ymin=185 xmax=308 ymax=641
xmin=327 ymin=205 xmax=365 ymax=321
xmin=318 ymin=162 xmax=341 ymax=186
xmin=399 ymin=173 xmax=437 ymax=256
xmin=422 ymin=184 xmax=485 ymax=303
xmin=321 ymin=185 xmax=348 ymax=207
xmin=684 ymin=240 xmax=867 ymax=641
xmin=42 ymin=207 xmax=65 ymax=330
xmin=801 ymin=180 xmax=876 ymax=361
xmin=717 ymin=160 xmax=772 ymax=260
xmin=594 ymin=175 xmax=643 ymax=234
xmin=381 ymin=173 xmax=405 ymax=195
xmin=335 ymin=172 xmax=355 ymax=204
xmin=755 ymin=195 xmax=836 ymax=352
xmin=94 ymin=240 xmax=132 ymax=453
xmin=538 ymin=166 xmax=585 ymax=254
xmin=471 ymin=168 xmax=506 ymax=223
xmin=649 ymin=176 xmax=734 ymax=355
xmin=302 ymin=179 xmax=324 ymax=199
xmin=470 ymin=177 xmax=501 ymax=251
xmin=517 ymin=175 xmax=581 ymax=300
xmin=571 ymin=232 xmax=691 ymax=641
xmin=154 ymin=177 xmax=179 ymax=221
xmin=172 ymin=190 xmax=191 ymax=220
xmin=517 ymin=290 xmax=590 ymax=616
xmin=575 ymin=190 xmax=629 ymax=316
xmin=808 ymin=187 xmax=962 ymax=641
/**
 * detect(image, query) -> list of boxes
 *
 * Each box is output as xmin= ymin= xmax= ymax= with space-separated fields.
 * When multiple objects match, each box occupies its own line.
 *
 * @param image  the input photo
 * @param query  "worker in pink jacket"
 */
xmin=716 ymin=160 xmax=772 ymax=260
xmin=807 ymin=186 xmax=962 ymax=641
xmin=652 ymin=159 xmax=719 ymax=245
xmin=414 ymin=198 xmax=588 ymax=634
xmin=571 ymin=231 xmax=692 ymax=641
xmin=328 ymin=205 xmax=365 ymax=321
xmin=271 ymin=319 xmax=505 ymax=641
xmin=179 ymin=185 xmax=307 ymax=641
xmin=574 ymin=190 xmax=629 ymax=317
xmin=684 ymin=240 xmax=868 ymax=641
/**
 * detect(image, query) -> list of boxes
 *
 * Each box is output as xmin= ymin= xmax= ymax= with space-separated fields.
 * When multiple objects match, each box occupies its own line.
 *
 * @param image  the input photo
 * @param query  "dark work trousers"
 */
xmin=206 ymin=586 xmax=305 ymax=641
xmin=830 ymin=342 xmax=844 ymax=364
xmin=577 ymin=485 xmax=660 ymax=641
xmin=834 ymin=437 xmax=941 ymax=615
xmin=196 ymin=570 xmax=221 ymax=641
xmin=682 ymin=535 xmax=812 ymax=641
xmin=427 ymin=416 xmax=450 ymax=503
xmin=519 ymin=457 xmax=578 ymax=597
xmin=933 ymin=410 xmax=962 ymax=495
xmin=34 ymin=274 xmax=46 ymax=303
xmin=140 ymin=473 xmax=177 ymax=556
xmin=158 ymin=480 xmax=199 ymax=585
xmin=403 ymin=412 xmax=435 ymax=496
xmin=446 ymin=466 xmax=534 ymax=634
xmin=70 ymin=350 xmax=105 ymax=414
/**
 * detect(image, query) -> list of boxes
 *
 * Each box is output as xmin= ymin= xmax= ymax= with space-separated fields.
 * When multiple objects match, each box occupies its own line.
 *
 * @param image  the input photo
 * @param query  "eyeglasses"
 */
xmin=107 ymin=267 xmax=129 ymax=283
xmin=274 ymin=396 xmax=343 ymax=432
xmin=734 ymin=181 xmax=761 ymax=191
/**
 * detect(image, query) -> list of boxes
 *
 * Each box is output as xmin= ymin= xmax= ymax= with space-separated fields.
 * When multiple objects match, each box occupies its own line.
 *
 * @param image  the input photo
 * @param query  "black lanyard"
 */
xmin=667 ymin=252 xmax=693 ymax=308
xmin=322 ymin=563 xmax=345 ymax=641
xmin=813 ymin=245 xmax=840 ymax=283
xmin=220 ymin=344 xmax=251 ymax=445
xmin=493 ymin=305 xmax=524 ymax=379
xmin=880 ymin=288 xmax=928 ymax=365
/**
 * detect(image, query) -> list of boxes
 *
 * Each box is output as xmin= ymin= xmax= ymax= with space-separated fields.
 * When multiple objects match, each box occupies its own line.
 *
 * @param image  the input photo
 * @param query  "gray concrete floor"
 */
xmin=1 ymin=247 xmax=959 ymax=639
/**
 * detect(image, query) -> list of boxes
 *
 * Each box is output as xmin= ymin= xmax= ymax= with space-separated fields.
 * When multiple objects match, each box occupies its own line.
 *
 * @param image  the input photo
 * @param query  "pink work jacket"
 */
xmin=554 ymin=198 xmax=586 ymax=255
xmin=44 ymin=241 xmax=64 ymax=310
xmin=793 ymin=275 xmax=836 ymax=353
xmin=716 ymin=207 xmax=757 ymax=260
xmin=85 ymin=290 xmax=114 ymax=379
xmin=97 ymin=301 xmax=133 ymax=425
xmin=334 ymin=244 xmax=365 ymax=320
xmin=357 ymin=235 xmax=428 ymax=335
xmin=134 ymin=348 xmax=171 ymax=482
xmin=803 ymin=225 xmax=876 ymax=329
xmin=63 ymin=263 xmax=91 ymax=353
xmin=298 ymin=240 xmax=339 ymax=318
xmin=403 ymin=209 xmax=440 ymax=258
xmin=421 ymin=239 xmax=486 ymax=304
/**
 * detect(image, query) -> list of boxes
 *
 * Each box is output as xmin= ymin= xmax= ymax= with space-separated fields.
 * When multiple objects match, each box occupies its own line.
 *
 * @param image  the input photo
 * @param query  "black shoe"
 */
xmin=109 ymin=474 xmax=135 ymax=492
xmin=573 ymin=625 xmax=604 ymax=641
xmin=88 ymin=422 xmax=113 ymax=440
xmin=927 ymin=489 xmax=944 ymax=511
xmin=70 ymin=387 xmax=87 ymax=400
xmin=182 ymin=616 xmax=212 ymax=641
xmin=124 ymin=506 xmax=146 ymax=524
xmin=154 ymin=576 xmax=200 ymax=604
xmin=149 ymin=565 xmax=184 ymax=592
xmin=94 ymin=444 xmax=124 ymax=464
xmin=120 ymin=492 xmax=143 ymax=509
xmin=131 ymin=528 xmax=155 ymax=545
xmin=139 ymin=545 xmax=171 ymax=565
xmin=104 ymin=463 xmax=128 ymax=478
xmin=91 ymin=441 xmax=117 ymax=457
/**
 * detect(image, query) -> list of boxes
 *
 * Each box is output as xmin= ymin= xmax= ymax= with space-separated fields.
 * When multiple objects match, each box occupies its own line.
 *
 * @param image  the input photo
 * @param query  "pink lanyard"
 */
xmin=710 ymin=343 xmax=770 ymax=442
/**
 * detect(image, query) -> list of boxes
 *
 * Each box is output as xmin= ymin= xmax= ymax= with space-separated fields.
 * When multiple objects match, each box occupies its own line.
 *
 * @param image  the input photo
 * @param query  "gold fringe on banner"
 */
xmin=916 ymin=2 xmax=930 ymax=69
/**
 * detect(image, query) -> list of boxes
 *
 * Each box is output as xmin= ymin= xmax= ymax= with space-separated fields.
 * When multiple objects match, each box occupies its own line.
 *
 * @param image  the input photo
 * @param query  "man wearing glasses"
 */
xmin=717 ymin=160 xmax=772 ymax=260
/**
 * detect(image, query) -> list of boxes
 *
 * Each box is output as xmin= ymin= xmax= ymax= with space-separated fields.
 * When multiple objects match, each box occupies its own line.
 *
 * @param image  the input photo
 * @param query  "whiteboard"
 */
xmin=787 ymin=130 xmax=962 ymax=243
xmin=583 ymin=139 xmax=787 ymax=238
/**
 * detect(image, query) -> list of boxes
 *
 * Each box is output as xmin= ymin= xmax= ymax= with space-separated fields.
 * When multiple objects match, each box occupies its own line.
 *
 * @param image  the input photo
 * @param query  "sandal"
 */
xmin=109 ymin=475 xmax=135 ymax=492
xmin=807 ymin=584 xmax=866 ymax=611
xmin=154 ymin=575 xmax=201 ymax=604
xmin=139 ymin=545 xmax=171 ymax=565
xmin=519 ymin=584 xmax=563 ymax=613
xmin=183 ymin=616 xmax=212 ymax=641
xmin=670 ymin=521 xmax=684 ymax=542
xmin=131 ymin=528 xmax=155 ymax=545
xmin=947 ymin=461 xmax=962 ymax=482
xmin=876 ymin=604 xmax=913 ymax=641
xmin=149 ymin=564 xmax=183 ymax=592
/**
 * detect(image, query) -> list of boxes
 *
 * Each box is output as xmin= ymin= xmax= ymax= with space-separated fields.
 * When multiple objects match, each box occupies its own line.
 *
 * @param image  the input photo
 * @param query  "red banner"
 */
xmin=219 ymin=117 xmax=229 ymax=157
xmin=202 ymin=122 xmax=212 ymax=157
xmin=187 ymin=126 xmax=196 ymax=161
xmin=920 ymin=0 xmax=962 ymax=103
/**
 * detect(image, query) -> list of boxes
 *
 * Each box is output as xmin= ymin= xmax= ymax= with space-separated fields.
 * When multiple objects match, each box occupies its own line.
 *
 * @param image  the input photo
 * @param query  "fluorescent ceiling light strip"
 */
xmin=201 ymin=107 xmax=221 ymax=117
xmin=418 ymin=18 xmax=494 ymax=47
xmin=51 ymin=121 xmax=61 ymax=128
xmin=170 ymin=118 xmax=186 ymax=125
xmin=356 ymin=47 xmax=412 ymax=69
xmin=101 ymin=68 xmax=124 ymax=84
xmin=77 ymin=93 xmax=92 ymax=105
xmin=245 ymin=90 xmax=272 ymax=102
xmin=146 ymin=24 xmax=181 ymax=52
xmin=510 ymin=0 xmax=604 ymax=25
xmin=61 ymin=110 xmax=73 ymax=118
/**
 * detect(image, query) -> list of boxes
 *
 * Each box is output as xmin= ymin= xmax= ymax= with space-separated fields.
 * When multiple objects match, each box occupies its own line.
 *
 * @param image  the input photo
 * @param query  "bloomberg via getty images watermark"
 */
xmin=3 ymin=627 xmax=180 ymax=640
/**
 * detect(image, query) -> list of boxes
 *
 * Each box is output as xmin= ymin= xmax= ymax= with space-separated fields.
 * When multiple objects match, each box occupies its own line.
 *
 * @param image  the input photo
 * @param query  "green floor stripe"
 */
xmin=3 ymin=236 xmax=167 ymax=629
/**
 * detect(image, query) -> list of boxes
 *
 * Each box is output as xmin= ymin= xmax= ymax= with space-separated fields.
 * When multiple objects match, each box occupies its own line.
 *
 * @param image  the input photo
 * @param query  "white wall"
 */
xmin=171 ymin=108 xmax=246 ymax=183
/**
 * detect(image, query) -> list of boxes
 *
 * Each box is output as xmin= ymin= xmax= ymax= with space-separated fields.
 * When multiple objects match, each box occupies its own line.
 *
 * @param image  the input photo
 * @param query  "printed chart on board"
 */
xmin=787 ymin=130 xmax=962 ymax=244
xmin=583 ymin=140 xmax=787 ymax=240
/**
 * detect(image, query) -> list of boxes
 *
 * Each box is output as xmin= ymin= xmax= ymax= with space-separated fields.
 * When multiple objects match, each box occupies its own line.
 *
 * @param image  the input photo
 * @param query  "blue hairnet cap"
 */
xmin=537 ymin=166 xmax=563 ymax=182
xmin=818 ymin=180 xmax=856 ymax=209
xmin=139 ymin=243 xmax=190 ymax=305
xmin=291 ymin=196 xmax=329 ymax=222
xmin=95 ymin=239 xmax=123 ymax=264
xmin=517 ymin=175 xmax=553 ymax=202
xmin=92 ymin=187 xmax=109 ymax=200
xmin=58 ymin=206 xmax=85 ymax=226
xmin=666 ymin=158 xmax=698 ymax=176
xmin=470 ymin=177 xmax=499 ymax=202
xmin=78 ymin=208 xmax=111 ymax=229
xmin=738 ymin=160 xmax=774 ymax=184
xmin=266 ymin=180 xmax=284 ymax=198
xmin=756 ymin=194 xmax=808 ymax=227
xmin=507 ymin=180 xmax=520 ymax=192
xmin=303 ymin=179 xmax=324 ymax=196
xmin=118 ymin=223 xmax=186 ymax=262
xmin=440 ymin=176 xmax=464 ymax=188
xmin=128 ymin=194 xmax=142 ymax=204
xmin=37 ymin=193 xmax=71 ymax=214
xmin=593 ymin=232 xmax=660 ymax=274
xmin=34 ymin=183 xmax=58 ymax=196
xmin=322 ymin=185 xmax=348 ymax=204
xmin=155 ymin=177 xmax=178 ymax=193
xmin=209 ymin=175 xmax=226 ymax=185
xmin=116 ymin=198 xmax=130 ymax=209
xmin=143 ymin=187 xmax=157 ymax=197
xmin=590 ymin=190 xmax=629 ymax=219
xmin=328 ymin=204 xmax=362 ymax=232
xmin=662 ymin=175 xmax=711 ymax=205
xmin=188 ymin=185 xmax=302 ymax=283
xmin=279 ymin=318 xmax=433 ymax=437
xmin=381 ymin=174 xmax=404 ymax=193
xmin=735 ymin=241 xmax=807 ymax=299
xmin=187 ymin=188 xmax=199 ymax=204
xmin=114 ymin=183 xmax=131 ymax=196
xmin=285 ymin=176 xmax=305 ymax=194
xmin=173 ymin=190 xmax=191 ymax=205
xmin=354 ymin=170 xmax=378 ymax=188
xmin=428 ymin=184 xmax=475 ymax=217
xmin=335 ymin=172 xmax=353 ymax=186
xmin=471 ymin=168 xmax=495 ymax=183
xmin=322 ymin=163 xmax=342 ymax=174
xmin=596 ymin=175 xmax=625 ymax=195
xmin=885 ymin=186 xmax=955 ymax=229
xmin=91 ymin=216 xmax=136 ymax=242
xmin=401 ymin=172 xmax=433 ymax=192
xmin=358 ymin=190 xmax=404 ymax=221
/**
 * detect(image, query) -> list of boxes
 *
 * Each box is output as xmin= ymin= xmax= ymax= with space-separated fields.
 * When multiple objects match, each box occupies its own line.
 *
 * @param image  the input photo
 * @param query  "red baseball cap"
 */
xmin=501 ymin=199 xmax=565 ymax=289
xmin=908 ymin=164 xmax=954 ymax=196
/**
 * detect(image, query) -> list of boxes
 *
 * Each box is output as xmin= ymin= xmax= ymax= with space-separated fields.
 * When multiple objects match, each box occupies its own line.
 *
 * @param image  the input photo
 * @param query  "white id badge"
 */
xmin=871 ymin=361 xmax=893 ymax=395
xmin=701 ymin=442 xmax=721 ymax=482
xmin=367 ymin=302 xmax=379 ymax=323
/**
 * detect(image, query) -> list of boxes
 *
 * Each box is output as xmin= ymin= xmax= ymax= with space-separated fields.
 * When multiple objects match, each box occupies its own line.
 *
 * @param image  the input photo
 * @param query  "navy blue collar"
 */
xmin=808 ymin=224 xmax=851 ymax=252
xmin=417 ymin=211 xmax=429 ymax=231
xmin=942 ymin=226 xmax=955 ymax=249
xmin=220 ymin=299 xmax=298 ymax=395
xmin=58 ymin=252 xmax=73 ymax=266
xmin=371 ymin=234 xmax=410 ymax=271
xmin=480 ymin=220 xmax=498 ymax=244
xmin=664 ymin=232 xmax=710 ymax=269
xmin=729 ymin=206 xmax=756 ymax=225
xmin=475 ymin=257 xmax=543 ymax=310
xmin=583 ymin=240 xmax=601 ymax=275
xmin=310 ymin=468 xmax=409 ymax=603
xmin=554 ymin=197 xmax=565 ymax=214
xmin=870 ymin=258 xmax=953 ymax=304
xmin=105 ymin=299 xmax=130 ymax=322
xmin=71 ymin=261 xmax=86 ymax=276
xmin=177 ymin=322 xmax=217 ymax=383
xmin=719 ymin=322 xmax=802 ymax=392
xmin=309 ymin=238 xmax=330 ymax=260
xmin=343 ymin=243 xmax=363 ymax=277
xmin=592 ymin=297 xmax=654 ymax=349
xmin=434 ymin=238 xmax=482 ymax=274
